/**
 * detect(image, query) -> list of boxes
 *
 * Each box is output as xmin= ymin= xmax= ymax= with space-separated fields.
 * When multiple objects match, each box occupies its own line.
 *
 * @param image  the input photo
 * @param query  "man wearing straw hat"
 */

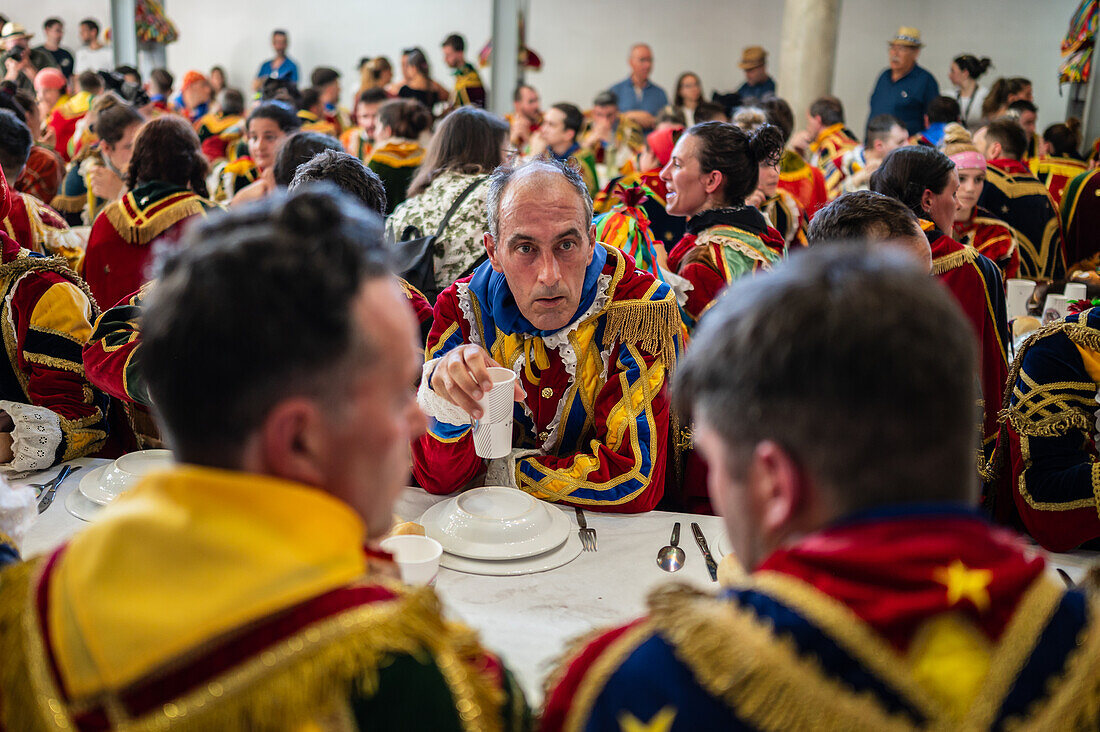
xmin=735 ymin=46 xmax=775 ymax=104
xmin=868 ymin=26 xmax=940 ymax=136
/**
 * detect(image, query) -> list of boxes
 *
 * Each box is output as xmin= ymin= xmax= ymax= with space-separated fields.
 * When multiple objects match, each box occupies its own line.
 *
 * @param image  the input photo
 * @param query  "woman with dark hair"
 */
xmin=761 ymin=96 xmax=828 ymax=217
xmin=673 ymin=72 xmax=703 ymax=127
xmin=386 ymin=106 xmax=507 ymax=291
xmin=396 ymin=47 xmax=447 ymax=113
xmin=216 ymin=100 xmax=301 ymax=206
xmin=1030 ymin=119 xmax=1087 ymax=208
xmin=661 ymin=120 xmax=786 ymax=329
xmin=209 ymin=66 xmax=227 ymax=95
xmin=83 ymin=115 xmax=218 ymax=308
xmin=870 ymin=145 xmax=1008 ymax=462
xmin=367 ymin=98 xmax=432 ymax=214
xmin=948 ymin=55 xmax=992 ymax=128
xmin=982 ymin=76 xmax=1032 ymax=120
xmin=53 ymin=92 xmax=143 ymax=225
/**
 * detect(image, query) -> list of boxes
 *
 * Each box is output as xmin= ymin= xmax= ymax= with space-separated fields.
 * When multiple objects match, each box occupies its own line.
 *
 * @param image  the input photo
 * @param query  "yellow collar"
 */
xmin=48 ymin=465 xmax=368 ymax=698
xmin=811 ymin=123 xmax=848 ymax=152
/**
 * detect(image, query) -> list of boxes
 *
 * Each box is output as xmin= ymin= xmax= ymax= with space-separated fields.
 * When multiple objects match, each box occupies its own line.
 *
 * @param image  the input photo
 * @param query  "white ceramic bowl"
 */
xmin=81 ymin=449 xmax=175 ymax=505
xmin=419 ymin=486 xmax=569 ymax=560
xmin=380 ymin=535 xmax=443 ymax=586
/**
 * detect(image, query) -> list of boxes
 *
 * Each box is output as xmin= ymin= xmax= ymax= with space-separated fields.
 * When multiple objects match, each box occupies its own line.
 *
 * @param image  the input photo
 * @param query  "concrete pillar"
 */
xmin=777 ymin=0 xmax=842 ymax=123
xmin=110 ymin=0 xmax=139 ymax=68
xmin=490 ymin=0 xmax=523 ymax=116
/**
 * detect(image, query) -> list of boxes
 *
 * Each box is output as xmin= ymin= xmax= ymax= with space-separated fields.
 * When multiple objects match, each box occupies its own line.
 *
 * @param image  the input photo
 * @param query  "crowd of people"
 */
xmin=0 ymin=13 xmax=1098 ymax=730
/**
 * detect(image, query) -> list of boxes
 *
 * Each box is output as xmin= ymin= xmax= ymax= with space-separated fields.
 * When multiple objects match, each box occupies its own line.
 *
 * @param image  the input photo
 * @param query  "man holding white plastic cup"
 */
xmin=414 ymin=157 xmax=682 ymax=513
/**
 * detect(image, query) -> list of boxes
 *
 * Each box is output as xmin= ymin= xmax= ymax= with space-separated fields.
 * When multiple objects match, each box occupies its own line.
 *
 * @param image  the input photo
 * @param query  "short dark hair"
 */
xmin=80 ymin=18 xmax=100 ymax=34
xmin=115 ymin=65 xmax=140 ymax=82
xmin=486 ymin=157 xmax=592 ymax=240
xmin=219 ymin=88 xmax=245 ymax=117
xmin=408 ymin=106 xmax=508 ymax=196
xmin=150 ymin=68 xmax=173 ymax=95
xmin=593 ymin=91 xmax=618 ymax=109
xmin=1043 ymin=119 xmax=1082 ymax=158
xmin=674 ymin=245 xmax=978 ymax=513
xmin=442 ymin=33 xmax=465 ymax=52
xmin=761 ymin=97 xmax=794 ymax=141
xmin=272 ymin=29 xmax=288 ymax=38
xmin=43 ymin=17 xmax=63 ymax=30
xmin=808 ymin=191 xmax=920 ymax=243
xmin=142 ymin=186 xmax=390 ymax=468
xmin=693 ymin=102 xmax=729 ymax=123
xmin=273 ymin=130 xmax=342 ymax=187
xmin=0 ymin=109 xmax=32 ymax=181
xmin=551 ymin=102 xmax=584 ymax=138
xmin=865 ymin=114 xmax=903 ymax=146
xmin=310 ymin=66 xmax=340 ymax=88
xmin=982 ymin=118 xmax=1028 ymax=160
xmin=78 ymin=70 xmax=103 ymax=94
xmin=260 ymin=78 xmax=302 ymax=107
xmin=953 ymin=55 xmax=991 ymax=81
xmin=1007 ymin=99 xmax=1038 ymax=115
xmin=377 ymin=98 xmax=432 ymax=140
xmin=513 ymin=83 xmax=536 ymax=103
xmin=869 ymin=145 xmax=957 ymax=218
xmin=358 ymin=87 xmax=389 ymax=106
xmin=289 ymin=149 xmax=388 ymax=216
xmin=926 ymin=96 xmax=961 ymax=124
xmin=126 ymin=115 xmax=208 ymax=194
xmin=247 ymin=100 xmax=303 ymax=135
xmin=93 ymin=95 xmax=144 ymax=145
xmin=686 ymin=121 xmax=784 ymax=205
xmin=299 ymin=86 xmax=323 ymax=113
xmin=809 ymin=96 xmax=845 ymax=126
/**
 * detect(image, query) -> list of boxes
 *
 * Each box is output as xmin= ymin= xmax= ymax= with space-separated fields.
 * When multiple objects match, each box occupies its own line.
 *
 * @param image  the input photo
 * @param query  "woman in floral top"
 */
xmin=386 ymin=107 xmax=509 ymax=293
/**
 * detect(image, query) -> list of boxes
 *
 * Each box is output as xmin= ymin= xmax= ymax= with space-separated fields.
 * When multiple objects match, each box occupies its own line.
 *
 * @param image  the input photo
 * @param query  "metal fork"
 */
xmin=574 ymin=506 xmax=597 ymax=552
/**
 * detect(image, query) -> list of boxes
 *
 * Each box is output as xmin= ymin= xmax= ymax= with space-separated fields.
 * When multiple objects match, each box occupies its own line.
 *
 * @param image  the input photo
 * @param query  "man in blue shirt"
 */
xmin=867 ymin=26 xmax=939 ymax=137
xmin=607 ymin=43 xmax=667 ymax=131
xmin=736 ymin=46 xmax=776 ymax=103
xmin=253 ymin=29 xmax=299 ymax=93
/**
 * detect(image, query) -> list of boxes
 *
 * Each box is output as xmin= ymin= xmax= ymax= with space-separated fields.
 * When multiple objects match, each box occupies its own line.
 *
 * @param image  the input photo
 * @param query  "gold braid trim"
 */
xmin=0 ymin=566 xmax=506 ymax=732
xmin=49 ymin=193 xmax=86 ymax=214
xmin=999 ymin=312 xmax=1100 ymax=421
xmin=101 ymin=197 xmax=212 ymax=246
xmin=601 ymin=296 xmax=680 ymax=374
xmin=1 ymin=253 xmax=101 ymax=315
xmin=930 ymin=244 xmax=978 ymax=276
xmin=646 ymin=583 xmax=920 ymax=730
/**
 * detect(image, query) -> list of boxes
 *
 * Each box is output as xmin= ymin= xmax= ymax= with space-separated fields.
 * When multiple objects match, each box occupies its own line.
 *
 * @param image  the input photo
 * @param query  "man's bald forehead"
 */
xmin=630 ymin=44 xmax=652 ymax=57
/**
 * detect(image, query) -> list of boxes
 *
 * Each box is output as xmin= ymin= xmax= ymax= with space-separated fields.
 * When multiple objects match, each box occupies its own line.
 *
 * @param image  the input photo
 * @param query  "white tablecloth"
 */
xmin=15 ymin=460 xmax=1100 ymax=706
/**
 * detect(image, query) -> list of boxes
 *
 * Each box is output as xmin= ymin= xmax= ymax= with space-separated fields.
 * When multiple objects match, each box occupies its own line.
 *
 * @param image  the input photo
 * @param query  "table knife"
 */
xmin=36 ymin=465 xmax=76 ymax=514
xmin=690 ymin=522 xmax=718 ymax=582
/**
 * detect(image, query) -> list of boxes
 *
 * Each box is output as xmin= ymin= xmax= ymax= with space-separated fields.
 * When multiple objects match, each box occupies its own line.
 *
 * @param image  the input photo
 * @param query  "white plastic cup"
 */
xmin=477 ymin=367 xmax=516 ymax=423
xmin=1043 ymin=294 xmax=1068 ymax=324
xmin=1006 ymin=279 xmax=1036 ymax=320
xmin=1065 ymin=283 xmax=1088 ymax=302
xmin=380 ymin=535 xmax=443 ymax=586
xmin=473 ymin=420 xmax=513 ymax=459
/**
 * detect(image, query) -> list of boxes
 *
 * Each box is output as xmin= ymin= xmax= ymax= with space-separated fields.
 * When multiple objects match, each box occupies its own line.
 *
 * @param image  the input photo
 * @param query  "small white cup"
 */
xmin=1006 ymin=279 xmax=1036 ymax=320
xmin=1064 ymin=283 xmax=1088 ymax=302
xmin=380 ymin=535 xmax=443 ymax=586
xmin=473 ymin=420 xmax=513 ymax=459
xmin=1043 ymin=294 xmax=1068 ymax=324
xmin=477 ymin=367 xmax=517 ymax=423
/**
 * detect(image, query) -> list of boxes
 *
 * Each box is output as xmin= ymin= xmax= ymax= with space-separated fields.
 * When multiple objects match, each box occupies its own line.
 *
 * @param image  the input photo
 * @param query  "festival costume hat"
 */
xmin=890 ymin=26 xmax=923 ymax=47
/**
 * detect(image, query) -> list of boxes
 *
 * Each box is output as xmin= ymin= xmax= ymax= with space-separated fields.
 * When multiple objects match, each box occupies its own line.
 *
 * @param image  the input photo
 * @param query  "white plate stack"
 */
xmin=419 ymin=486 xmax=582 ymax=576
xmin=66 ymin=450 xmax=175 ymax=521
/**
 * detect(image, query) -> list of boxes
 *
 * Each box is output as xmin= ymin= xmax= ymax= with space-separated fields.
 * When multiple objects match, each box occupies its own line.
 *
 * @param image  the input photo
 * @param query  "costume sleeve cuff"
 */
xmin=417 ymin=358 xmax=475 ymax=426
xmin=485 ymin=448 xmax=542 ymax=490
xmin=0 ymin=474 xmax=36 ymax=552
xmin=0 ymin=401 xmax=63 ymax=475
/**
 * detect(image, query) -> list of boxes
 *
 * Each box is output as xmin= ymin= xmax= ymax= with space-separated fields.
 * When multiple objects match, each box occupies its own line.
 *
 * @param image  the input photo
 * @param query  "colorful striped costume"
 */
xmin=953 ymin=206 xmax=1020 ymax=279
xmin=809 ymin=123 xmax=860 ymax=200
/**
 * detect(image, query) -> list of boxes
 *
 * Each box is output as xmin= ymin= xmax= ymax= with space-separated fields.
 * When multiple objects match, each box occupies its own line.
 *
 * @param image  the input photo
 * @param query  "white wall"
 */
xmin=9 ymin=0 xmax=1079 ymax=134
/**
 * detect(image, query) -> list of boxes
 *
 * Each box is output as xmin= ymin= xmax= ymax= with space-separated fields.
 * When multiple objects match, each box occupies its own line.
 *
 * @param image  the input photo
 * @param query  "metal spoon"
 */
xmin=656 ymin=522 xmax=686 ymax=572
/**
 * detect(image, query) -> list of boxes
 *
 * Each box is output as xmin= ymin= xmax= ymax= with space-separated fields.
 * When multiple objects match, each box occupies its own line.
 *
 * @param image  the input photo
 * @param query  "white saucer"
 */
xmin=420 ymin=497 xmax=570 ymax=560
xmin=66 ymin=472 xmax=107 ymax=521
xmin=440 ymin=531 xmax=583 ymax=576
xmin=78 ymin=464 xmax=116 ymax=506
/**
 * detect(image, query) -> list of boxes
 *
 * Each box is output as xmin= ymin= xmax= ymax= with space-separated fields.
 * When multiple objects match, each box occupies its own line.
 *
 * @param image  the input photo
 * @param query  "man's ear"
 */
xmin=750 ymin=440 xmax=806 ymax=539
xmin=484 ymin=232 xmax=504 ymax=273
xmin=257 ymin=398 xmax=327 ymax=488
xmin=988 ymin=141 xmax=1003 ymax=160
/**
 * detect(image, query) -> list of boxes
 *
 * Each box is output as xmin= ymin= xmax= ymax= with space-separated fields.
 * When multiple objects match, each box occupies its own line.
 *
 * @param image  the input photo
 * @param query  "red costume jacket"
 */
xmin=778 ymin=149 xmax=827 ymax=217
xmin=952 ymin=206 xmax=1020 ymax=279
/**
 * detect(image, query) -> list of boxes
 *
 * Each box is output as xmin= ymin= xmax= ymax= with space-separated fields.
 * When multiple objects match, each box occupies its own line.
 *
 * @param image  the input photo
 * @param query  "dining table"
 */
xmin=15 ymin=457 xmax=1100 ymax=707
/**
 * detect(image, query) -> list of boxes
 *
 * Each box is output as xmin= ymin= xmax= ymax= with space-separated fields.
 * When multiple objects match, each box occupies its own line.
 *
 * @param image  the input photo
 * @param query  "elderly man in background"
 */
xmin=413 ymin=157 xmax=681 ymax=513
xmin=0 ymin=186 xmax=530 ymax=729
xmin=868 ymin=26 xmax=940 ymax=136
xmin=735 ymin=45 xmax=775 ymax=103
xmin=543 ymin=244 xmax=1100 ymax=730
xmin=607 ymin=43 xmax=668 ymax=131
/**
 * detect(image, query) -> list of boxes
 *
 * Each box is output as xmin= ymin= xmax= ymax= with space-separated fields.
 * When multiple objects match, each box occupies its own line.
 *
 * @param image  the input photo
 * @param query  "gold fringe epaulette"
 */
xmin=103 ymin=194 xmax=217 ymax=246
xmin=1 ymin=251 xmax=100 ymax=312
xmin=931 ymin=245 xmax=978 ymax=276
xmin=0 ymin=563 xmax=507 ymax=732
xmin=49 ymin=192 xmax=86 ymax=214
xmin=602 ymin=295 xmax=680 ymax=372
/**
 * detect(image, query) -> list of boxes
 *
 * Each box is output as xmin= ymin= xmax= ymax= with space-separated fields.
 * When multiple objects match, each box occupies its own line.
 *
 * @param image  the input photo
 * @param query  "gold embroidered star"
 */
xmin=618 ymin=705 xmax=677 ymax=732
xmin=934 ymin=560 xmax=992 ymax=613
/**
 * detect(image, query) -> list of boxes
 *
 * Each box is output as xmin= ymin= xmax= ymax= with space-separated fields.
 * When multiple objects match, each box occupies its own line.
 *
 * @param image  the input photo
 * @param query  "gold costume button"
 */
xmin=538 ymin=430 xmax=549 ymax=441
xmin=541 ymin=387 xmax=553 ymax=398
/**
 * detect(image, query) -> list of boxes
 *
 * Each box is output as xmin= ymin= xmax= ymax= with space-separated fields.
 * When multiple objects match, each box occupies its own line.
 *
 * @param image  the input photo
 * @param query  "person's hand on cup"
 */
xmin=431 ymin=344 xmax=524 ymax=420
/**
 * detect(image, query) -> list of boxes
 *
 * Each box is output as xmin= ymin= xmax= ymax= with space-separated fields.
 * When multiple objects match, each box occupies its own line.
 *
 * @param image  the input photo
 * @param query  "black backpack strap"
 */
xmin=433 ymin=176 xmax=486 ymax=240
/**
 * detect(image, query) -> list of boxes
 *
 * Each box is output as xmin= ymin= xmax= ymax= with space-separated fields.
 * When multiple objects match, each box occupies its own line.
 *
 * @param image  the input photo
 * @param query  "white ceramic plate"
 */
xmin=79 ymin=450 xmax=173 ymax=505
xmin=440 ymin=531 xmax=583 ymax=576
xmin=419 ymin=494 xmax=570 ymax=560
xmin=67 ymin=466 xmax=108 ymax=520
